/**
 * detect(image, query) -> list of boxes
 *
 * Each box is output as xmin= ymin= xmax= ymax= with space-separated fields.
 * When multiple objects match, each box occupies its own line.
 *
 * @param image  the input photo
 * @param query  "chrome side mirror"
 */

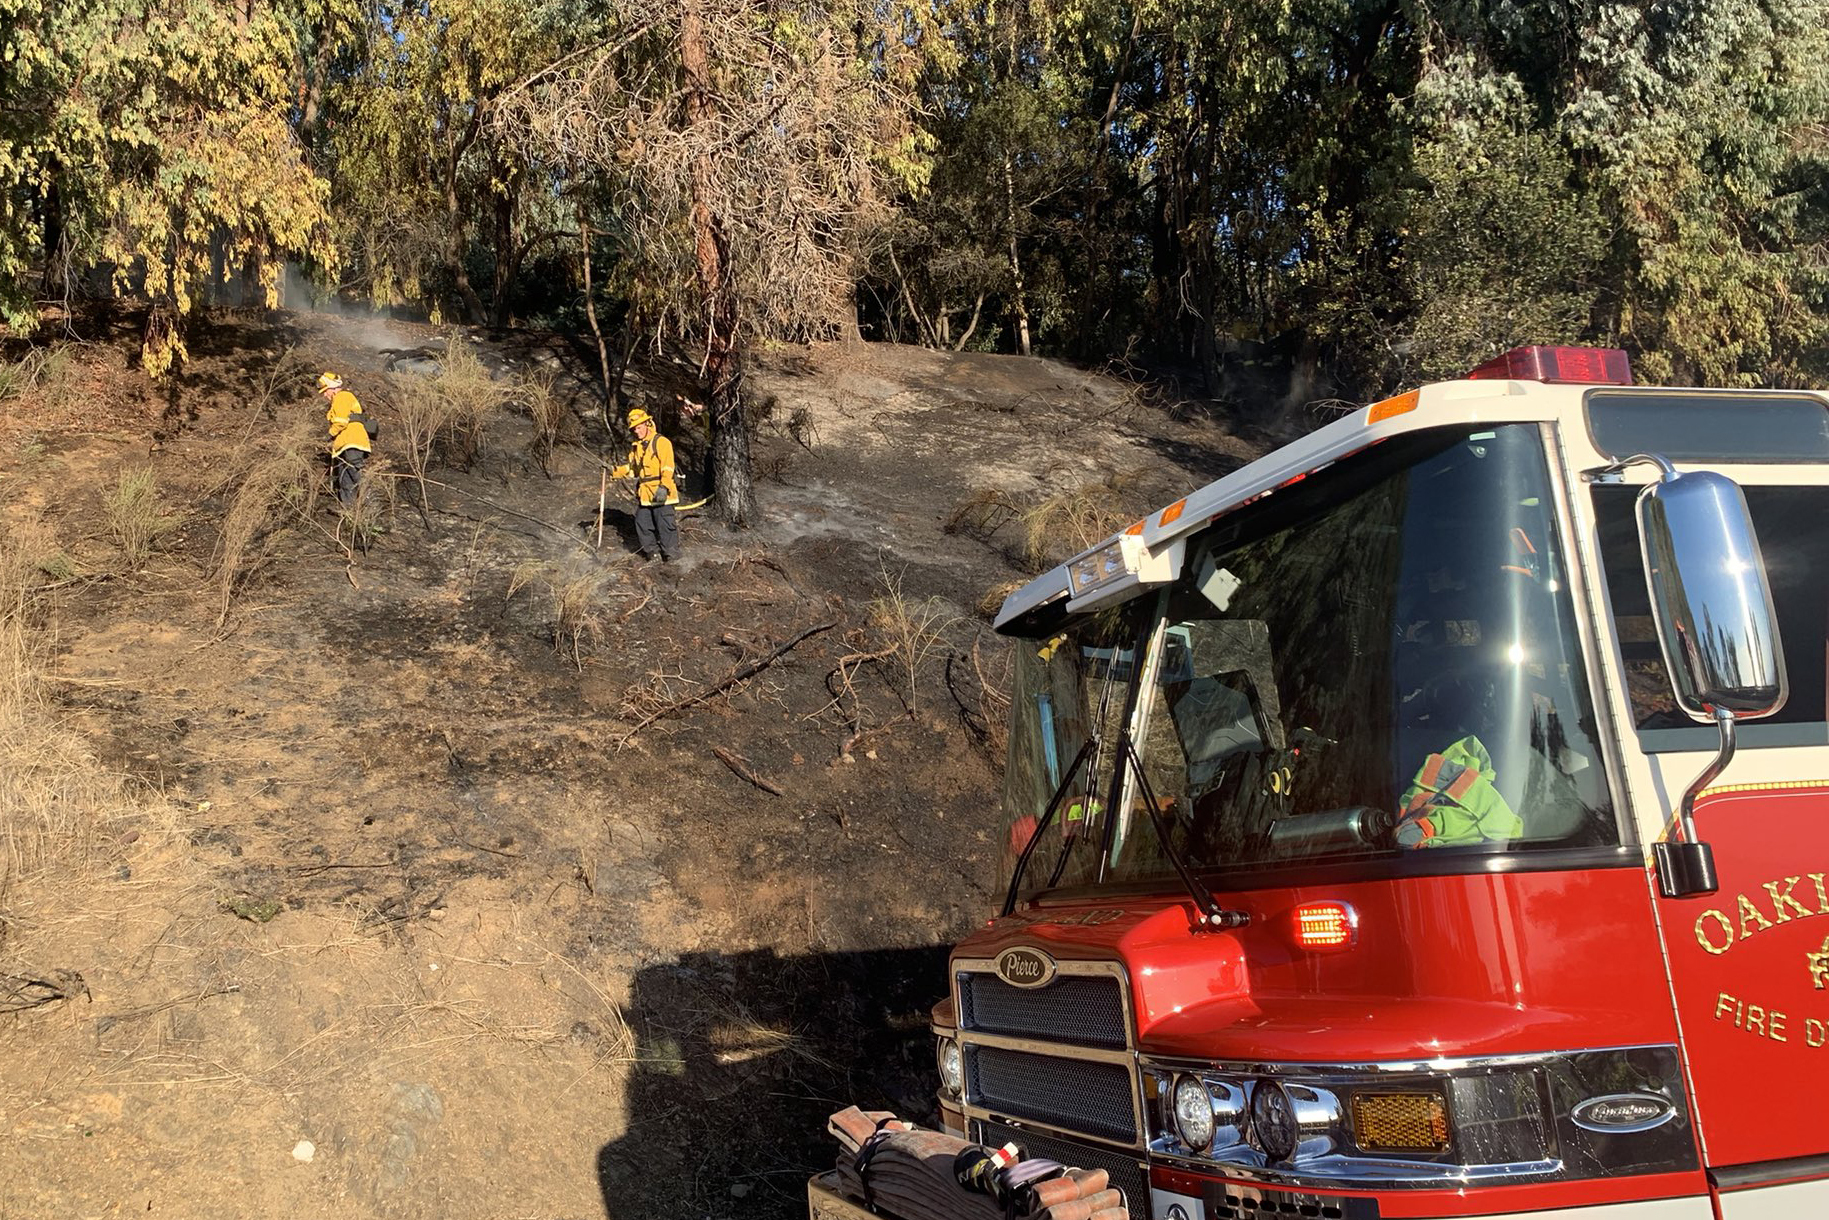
xmin=1591 ymin=455 xmax=1789 ymax=898
xmin=1636 ymin=465 xmax=1787 ymax=721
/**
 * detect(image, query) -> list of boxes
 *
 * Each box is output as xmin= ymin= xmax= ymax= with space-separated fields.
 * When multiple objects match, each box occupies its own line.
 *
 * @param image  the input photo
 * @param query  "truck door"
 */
xmin=1594 ymin=479 xmax=1829 ymax=1207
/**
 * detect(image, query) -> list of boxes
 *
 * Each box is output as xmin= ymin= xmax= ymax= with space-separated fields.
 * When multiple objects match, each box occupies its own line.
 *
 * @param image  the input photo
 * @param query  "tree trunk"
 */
xmin=442 ymin=116 xmax=486 ymax=324
xmin=1003 ymin=153 xmax=1032 ymax=357
xmin=576 ymin=211 xmax=614 ymax=421
xmin=490 ymin=170 xmax=516 ymax=328
xmin=682 ymin=0 xmax=756 ymax=527
xmin=40 ymin=175 xmax=66 ymax=302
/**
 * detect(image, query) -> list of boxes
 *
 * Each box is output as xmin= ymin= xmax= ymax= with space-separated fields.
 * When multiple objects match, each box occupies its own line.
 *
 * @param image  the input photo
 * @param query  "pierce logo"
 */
xmin=1570 ymin=1093 xmax=1677 ymax=1133
xmin=994 ymin=947 xmax=1056 ymax=989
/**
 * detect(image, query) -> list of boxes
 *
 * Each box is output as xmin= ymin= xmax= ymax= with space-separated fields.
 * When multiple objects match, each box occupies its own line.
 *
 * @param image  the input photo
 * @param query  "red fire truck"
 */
xmin=814 ymin=348 xmax=1829 ymax=1220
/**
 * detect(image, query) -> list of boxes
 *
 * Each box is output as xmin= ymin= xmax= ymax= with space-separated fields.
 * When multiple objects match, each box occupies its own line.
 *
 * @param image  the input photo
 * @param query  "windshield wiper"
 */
xmin=1118 ymin=734 xmax=1249 ymax=931
xmin=1001 ymin=738 xmax=1097 ymax=917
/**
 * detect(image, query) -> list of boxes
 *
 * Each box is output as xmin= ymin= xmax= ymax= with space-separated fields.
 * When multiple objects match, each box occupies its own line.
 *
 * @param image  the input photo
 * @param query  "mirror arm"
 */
xmin=1673 ymin=708 xmax=1737 ymax=846
xmin=1582 ymin=452 xmax=1677 ymax=484
xmin=1654 ymin=708 xmax=1732 ymax=899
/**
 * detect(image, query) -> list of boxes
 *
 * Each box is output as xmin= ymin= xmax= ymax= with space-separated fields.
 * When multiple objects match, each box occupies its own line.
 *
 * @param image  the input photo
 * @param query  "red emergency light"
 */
xmin=1291 ymin=902 xmax=1357 ymax=951
xmin=1464 ymin=345 xmax=1632 ymax=385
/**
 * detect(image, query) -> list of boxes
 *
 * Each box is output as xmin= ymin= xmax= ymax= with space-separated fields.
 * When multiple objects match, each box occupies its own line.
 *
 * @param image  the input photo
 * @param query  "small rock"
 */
xmin=864 ymin=749 xmax=877 ymax=760
xmin=292 ymin=1140 xmax=315 ymax=1163
xmin=730 ymin=1183 xmax=753 ymax=1199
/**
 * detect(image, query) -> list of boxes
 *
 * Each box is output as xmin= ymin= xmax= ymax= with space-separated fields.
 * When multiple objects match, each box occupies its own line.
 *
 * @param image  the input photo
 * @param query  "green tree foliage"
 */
xmin=325 ymin=0 xmax=601 ymax=326
xmin=3 ymin=0 xmax=1827 ymax=412
xmin=1 ymin=0 xmax=350 ymax=373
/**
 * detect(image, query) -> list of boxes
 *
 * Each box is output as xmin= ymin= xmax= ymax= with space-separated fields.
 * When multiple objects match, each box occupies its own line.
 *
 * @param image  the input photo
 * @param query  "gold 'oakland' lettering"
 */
xmin=1739 ymin=894 xmax=1776 ymax=937
xmin=1766 ymin=877 xmax=1815 ymax=922
xmin=1697 ymin=909 xmax=1735 ymax=954
xmin=1691 ymin=871 xmax=1829 ymax=955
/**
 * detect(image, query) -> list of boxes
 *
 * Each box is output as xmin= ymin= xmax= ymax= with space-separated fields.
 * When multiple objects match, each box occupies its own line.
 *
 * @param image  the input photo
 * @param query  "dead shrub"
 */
xmin=101 ymin=467 xmax=178 ymax=571
xmin=867 ymin=565 xmax=961 ymax=715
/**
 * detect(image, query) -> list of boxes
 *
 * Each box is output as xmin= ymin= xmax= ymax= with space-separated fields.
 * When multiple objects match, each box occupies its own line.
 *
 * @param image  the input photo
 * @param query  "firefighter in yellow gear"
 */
xmin=609 ymin=407 xmax=681 ymax=561
xmin=318 ymin=372 xmax=373 ymax=505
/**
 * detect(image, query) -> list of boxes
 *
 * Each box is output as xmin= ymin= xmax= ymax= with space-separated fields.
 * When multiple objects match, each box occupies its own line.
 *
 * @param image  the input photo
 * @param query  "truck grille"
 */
xmin=958 ymin=971 xmax=1127 ymax=1048
xmin=974 ymin=1119 xmax=1150 ymax=1218
xmin=967 ymin=1045 xmax=1137 ymax=1143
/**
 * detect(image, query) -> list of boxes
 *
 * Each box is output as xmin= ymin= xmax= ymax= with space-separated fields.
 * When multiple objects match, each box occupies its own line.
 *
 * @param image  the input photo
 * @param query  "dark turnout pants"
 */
xmin=634 ymin=503 xmax=679 ymax=560
xmin=334 ymin=449 xmax=368 ymax=505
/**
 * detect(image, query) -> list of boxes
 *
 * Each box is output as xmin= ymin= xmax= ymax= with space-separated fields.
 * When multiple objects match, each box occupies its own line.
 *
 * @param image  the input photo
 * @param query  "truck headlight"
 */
xmin=1250 ymin=1079 xmax=1298 ymax=1161
xmin=937 ymin=1037 xmax=963 ymax=1098
xmin=1172 ymin=1074 xmax=1216 ymax=1151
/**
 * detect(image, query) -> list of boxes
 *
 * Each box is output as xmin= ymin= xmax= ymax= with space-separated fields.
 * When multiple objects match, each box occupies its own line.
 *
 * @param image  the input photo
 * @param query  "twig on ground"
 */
xmin=614 ymin=619 xmax=838 ymax=747
xmin=711 ymin=746 xmax=784 ymax=796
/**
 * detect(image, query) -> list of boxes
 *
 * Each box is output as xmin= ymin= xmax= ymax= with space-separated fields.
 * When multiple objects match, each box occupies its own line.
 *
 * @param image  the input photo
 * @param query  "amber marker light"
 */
xmin=1351 ymin=1091 xmax=1451 ymax=1154
xmin=1291 ymin=901 xmax=1357 ymax=950
xmin=1366 ymin=390 xmax=1418 ymax=423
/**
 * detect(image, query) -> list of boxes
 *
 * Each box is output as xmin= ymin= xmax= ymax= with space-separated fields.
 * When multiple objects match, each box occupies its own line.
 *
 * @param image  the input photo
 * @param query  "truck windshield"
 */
xmin=999 ymin=425 xmax=1618 ymax=898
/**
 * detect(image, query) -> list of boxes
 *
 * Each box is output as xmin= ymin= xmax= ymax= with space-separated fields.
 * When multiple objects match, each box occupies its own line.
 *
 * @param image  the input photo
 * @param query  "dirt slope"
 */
xmin=0 ymin=309 xmax=1252 ymax=1219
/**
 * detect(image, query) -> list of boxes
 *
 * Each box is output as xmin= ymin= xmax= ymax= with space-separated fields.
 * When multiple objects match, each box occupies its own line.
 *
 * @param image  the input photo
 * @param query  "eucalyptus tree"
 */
xmin=0 ymin=0 xmax=353 ymax=372
xmin=495 ymin=0 xmax=938 ymax=526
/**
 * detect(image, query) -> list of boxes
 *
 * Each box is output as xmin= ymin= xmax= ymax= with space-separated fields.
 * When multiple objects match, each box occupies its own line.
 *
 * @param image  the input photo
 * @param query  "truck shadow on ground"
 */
xmin=597 ymin=945 xmax=951 ymax=1220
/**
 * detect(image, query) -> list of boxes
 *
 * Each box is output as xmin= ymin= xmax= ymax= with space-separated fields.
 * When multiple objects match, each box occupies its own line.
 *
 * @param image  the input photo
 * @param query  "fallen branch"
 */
xmin=389 ymin=474 xmax=594 ymax=552
xmin=0 ymin=971 xmax=90 ymax=1014
xmin=614 ymin=619 xmax=838 ymax=747
xmin=712 ymin=746 xmax=784 ymax=796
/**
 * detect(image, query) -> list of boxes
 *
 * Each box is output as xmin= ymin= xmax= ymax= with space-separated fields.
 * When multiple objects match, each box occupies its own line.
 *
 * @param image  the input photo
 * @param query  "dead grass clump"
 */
xmin=867 ymin=565 xmax=960 ymax=715
xmin=505 ymin=564 xmax=602 ymax=670
xmin=943 ymin=486 xmax=1022 ymax=540
xmin=102 ymin=467 xmax=179 ymax=571
xmin=1020 ymin=467 xmax=1147 ymax=570
xmin=212 ymin=417 xmax=320 ymax=624
xmin=432 ymin=335 xmax=497 ymax=469
xmin=551 ymin=575 xmax=603 ymax=671
xmin=520 ymin=371 xmax=579 ymax=476
xmin=0 ymin=343 xmax=76 ymax=407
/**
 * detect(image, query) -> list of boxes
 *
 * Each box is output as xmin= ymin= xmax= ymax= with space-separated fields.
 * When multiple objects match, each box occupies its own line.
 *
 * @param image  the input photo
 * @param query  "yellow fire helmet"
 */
xmin=317 ymin=371 xmax=344 ymax=391
xmin=626 ymin=408 xmax=653 ymax=429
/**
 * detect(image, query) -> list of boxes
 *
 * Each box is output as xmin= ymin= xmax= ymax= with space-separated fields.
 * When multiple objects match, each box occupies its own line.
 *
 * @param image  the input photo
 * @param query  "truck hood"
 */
xmin=954 ymin=865 xmax=1681 ymax=1061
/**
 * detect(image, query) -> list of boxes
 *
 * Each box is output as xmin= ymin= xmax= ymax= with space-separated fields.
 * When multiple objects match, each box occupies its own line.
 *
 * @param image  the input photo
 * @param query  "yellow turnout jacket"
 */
xmin=612 ymin=434 xmax=679 ymax=506
xmin=326 ymin=389 xmax=372 ymax=457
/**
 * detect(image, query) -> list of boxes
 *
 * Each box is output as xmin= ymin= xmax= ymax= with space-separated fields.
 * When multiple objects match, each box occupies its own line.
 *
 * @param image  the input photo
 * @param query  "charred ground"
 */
xmin=0 ymin=309 xmax=1258 ymax=1219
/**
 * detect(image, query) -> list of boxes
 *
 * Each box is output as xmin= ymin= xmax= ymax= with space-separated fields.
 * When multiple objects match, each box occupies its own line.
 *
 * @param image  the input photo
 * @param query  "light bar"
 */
xmin=1465 ymin=346 xmax=1632 ymax=385
xmin=1068 ymin=539 xmax=1131 ymax=596
xmin=1291 ymin=902 xmax=1357 ymax=950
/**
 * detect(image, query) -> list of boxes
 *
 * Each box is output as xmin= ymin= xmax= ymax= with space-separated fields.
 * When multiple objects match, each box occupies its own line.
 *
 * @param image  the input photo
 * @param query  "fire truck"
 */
xmin=811 ymin=348 xmax=1829 ymax=1220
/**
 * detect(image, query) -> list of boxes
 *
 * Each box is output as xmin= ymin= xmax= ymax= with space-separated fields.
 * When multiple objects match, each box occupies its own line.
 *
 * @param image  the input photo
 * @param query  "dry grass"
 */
xmin=0 ymin=522 xmax=175 ymax=909
xmin=520 ymin=370 xmax=578 ymax=475
xmin=211 ymin=417 xmax=320 ymax=625
xmin=946 ymin=467 xmax=1148 ymax=573
xmin=867 ymin=565 xmax=960 ymax=715
xmin=1019 ymin=467 xmax=1148 ymax=569
xmin=101 ymin=467 xmax=178 ymax=571
xmin=504 ymin=564 xmax=603 ymax=671
xmin=0 ymin=344 xmax=77 ymax=407
xmin=551 ymin=575 xmax=603 ymax=671
xmin=433 ymin=336 xmax=498 ymax=469
xmin=337 ymin=454 xmax=397 ymax=553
